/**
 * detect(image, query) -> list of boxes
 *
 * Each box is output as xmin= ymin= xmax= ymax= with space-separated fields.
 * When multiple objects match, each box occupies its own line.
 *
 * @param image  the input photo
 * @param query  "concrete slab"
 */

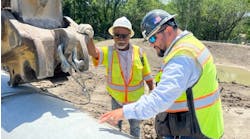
xmin=1 ymin=71 xmax=132 ymax=139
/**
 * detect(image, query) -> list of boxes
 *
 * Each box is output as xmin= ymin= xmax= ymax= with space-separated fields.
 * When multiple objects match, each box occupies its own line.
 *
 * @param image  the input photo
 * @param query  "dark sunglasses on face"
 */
xmin=148 ymin=26 xmax=167 ymax=43
xmin=113 ymin=34 xmax=130 ymax=39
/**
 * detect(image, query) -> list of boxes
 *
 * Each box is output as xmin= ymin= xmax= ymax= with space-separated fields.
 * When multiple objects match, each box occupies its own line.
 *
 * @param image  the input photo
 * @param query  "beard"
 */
xmin=155 ymin=46 xmax=166 ymax=57
xmin=157 ymin=49 xmax=165 ymax=57
xmin=115 ymin=41 xmax=129 ymax=50
xmin=116 ymin=44 xmax=128 ymax=50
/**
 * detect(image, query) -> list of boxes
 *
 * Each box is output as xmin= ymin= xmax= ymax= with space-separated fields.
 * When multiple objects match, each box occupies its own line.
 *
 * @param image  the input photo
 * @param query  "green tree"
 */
xmin=199 ymin=0 xmax=249 ymax=41
xmin=91 ymin=0 xmax=126 ymax=38
xmin=167 ymin=0 xmax=249 ymax=42
xmin=120 ymin=0 xmax=165 ymax=37
xmin=171 ymin=0 xmax=203 ymax=36
xmin=62 ymin=0 xmax=165 ymax=38
xmin=62 ymin=0 xmax=249 ymax=43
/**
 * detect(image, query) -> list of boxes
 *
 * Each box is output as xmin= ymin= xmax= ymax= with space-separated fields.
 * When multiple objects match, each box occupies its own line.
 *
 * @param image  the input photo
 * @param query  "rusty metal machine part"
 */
xmin=1 ymin=0 xmax=89 ymax=86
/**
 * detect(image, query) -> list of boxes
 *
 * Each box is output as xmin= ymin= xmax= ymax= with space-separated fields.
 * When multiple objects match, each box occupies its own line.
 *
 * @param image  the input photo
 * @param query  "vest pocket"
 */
xmin=168 ymin=112 xmax=193 ymax=135
xmin=155 ymin=112 xmax=192 ymax=136
xmin=155 ymin=112 xmax=171 ymax=136
xmin=155 ymin=111 xmax=208 ymax=138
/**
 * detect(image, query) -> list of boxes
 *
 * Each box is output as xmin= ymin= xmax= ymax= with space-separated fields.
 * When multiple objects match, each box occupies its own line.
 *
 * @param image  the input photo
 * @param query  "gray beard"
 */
xmin=116 ymin=44 xmax=127 ymax=50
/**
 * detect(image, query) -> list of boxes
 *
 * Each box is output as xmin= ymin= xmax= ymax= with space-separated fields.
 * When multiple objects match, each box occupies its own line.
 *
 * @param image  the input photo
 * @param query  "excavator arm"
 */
xmin=1 ymin=0 xmax=89 ymax=86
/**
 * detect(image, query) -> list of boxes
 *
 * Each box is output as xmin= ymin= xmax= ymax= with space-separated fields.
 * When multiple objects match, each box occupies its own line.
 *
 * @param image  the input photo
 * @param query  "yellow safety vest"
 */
xmin=156 ymin=33 xmax=224 ymax=139
xmin=92 ymin=45 xmax=152 ymax=103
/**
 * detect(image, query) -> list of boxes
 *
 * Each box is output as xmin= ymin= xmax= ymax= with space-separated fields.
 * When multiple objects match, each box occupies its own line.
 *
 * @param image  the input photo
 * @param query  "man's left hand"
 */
xmin=99 ymin=108 xmax=124 ymax=126
xmin=77 ymin=24 xmax=94 ymax=39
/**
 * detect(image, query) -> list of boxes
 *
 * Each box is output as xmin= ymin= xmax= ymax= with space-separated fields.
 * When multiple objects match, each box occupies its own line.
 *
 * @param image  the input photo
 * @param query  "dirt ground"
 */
xmin=32 ymin=39 xmax=250 ymax=139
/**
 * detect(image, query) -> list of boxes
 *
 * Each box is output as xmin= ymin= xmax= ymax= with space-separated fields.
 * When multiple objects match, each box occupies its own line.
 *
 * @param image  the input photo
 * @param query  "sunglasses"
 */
xmin=113 ymin=34 xmax=130 ymax=39
xmin=148 ymin=26 xmax=167 ymax=43
xmin=149 ymin=35 xmax=157 ymax=43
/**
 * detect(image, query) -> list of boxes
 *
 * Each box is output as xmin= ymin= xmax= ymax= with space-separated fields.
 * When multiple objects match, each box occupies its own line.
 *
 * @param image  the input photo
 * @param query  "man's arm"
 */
xmin=77 ymin=24 xmax=98 ymax=59
xmin=99 ymin=56 xmax=201 ymax=124
xmin=123 ymin=55 xmax=201 ymax=120
xmin=86 ymin=39 xmax=98 ymax=59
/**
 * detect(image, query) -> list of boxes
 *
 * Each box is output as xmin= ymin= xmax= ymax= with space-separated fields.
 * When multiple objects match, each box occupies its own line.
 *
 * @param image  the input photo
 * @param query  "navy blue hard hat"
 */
xmin=141 ymin=9 xmax=177 ymax=40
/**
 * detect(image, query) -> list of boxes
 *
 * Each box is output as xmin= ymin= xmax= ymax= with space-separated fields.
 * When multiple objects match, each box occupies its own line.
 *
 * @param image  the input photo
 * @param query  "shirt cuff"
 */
xmin=123 ymin=103 xmax=137 ymax=119
xmin=92 ymin=57 xmax=99 ymax=67
xmin=92 ymin=48 xmax=100 ymax=67
xmin=144 ymin=74 xmax=153 ymax=81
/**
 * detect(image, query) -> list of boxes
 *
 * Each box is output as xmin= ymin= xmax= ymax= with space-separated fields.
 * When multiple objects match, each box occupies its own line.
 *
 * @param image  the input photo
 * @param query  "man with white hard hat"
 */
xmin=77 ymin=16 xmax=154 ymax=138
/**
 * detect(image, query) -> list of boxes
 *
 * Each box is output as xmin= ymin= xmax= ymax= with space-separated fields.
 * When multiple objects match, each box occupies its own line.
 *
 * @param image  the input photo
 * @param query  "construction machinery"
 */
xmin=1 ymin=0 xmax=89 ymax=86
xmin=1 ymin=1 xmax=133 ymax=138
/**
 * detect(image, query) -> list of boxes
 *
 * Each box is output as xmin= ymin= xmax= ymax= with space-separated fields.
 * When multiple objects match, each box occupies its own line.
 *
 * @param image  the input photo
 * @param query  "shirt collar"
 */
xmin=164 ymin=30 xmax=191 ymax=56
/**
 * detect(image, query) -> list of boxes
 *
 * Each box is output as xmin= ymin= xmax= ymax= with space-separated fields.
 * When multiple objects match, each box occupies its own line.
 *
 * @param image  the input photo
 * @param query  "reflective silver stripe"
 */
xmin=168 ymin=100 xmax=188 ymax=111
xmin=108 ymin=81 xmax=144 ymax=92
xmin=197 ymin=47 xmax=211 ymax=66
xmin=174 ymin=43 xmax=200 ymax=53
xmin=162 ymin=44 xmax=211 ymax=70
xmin=162 ymin=43 xmax=200 ymax=71
xmin=144 ymin=74 xmax=153 ymax=81
xmin=194 ymin=89 xmax=220 ymax=108
xmin=107 ymin=46 xmax=113 ymax=83
xmin=108 ymin=84 xmax=124 ymax=91
xmin=168 ymin=89 xmax=220 ymax=111
xmin=174 ymin=43 xmax=211 ymax=66
xmin=139 ymin=48 xmax=143 ymax=57
xmin=98 ymin=48 xmax=104 ymax=66
xmin=128 ymin=82 xmax=144 ymax=91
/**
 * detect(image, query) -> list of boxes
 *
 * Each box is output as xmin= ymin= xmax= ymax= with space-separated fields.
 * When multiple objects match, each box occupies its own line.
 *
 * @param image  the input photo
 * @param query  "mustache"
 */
xmin=117 ymin=41 xmax=126 ymax=43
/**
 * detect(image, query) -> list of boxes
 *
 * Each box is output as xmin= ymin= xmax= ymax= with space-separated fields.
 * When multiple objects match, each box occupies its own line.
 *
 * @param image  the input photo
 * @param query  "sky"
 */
xmin=160 ymin=0 xmax=171 ymax=5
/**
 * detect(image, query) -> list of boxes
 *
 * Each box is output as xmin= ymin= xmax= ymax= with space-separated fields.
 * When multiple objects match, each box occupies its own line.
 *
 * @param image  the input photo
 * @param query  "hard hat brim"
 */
xmin=108 ymin=26 xmax=135 ymax=37
xmin=146 ymin=14 xmax=177 ymax=40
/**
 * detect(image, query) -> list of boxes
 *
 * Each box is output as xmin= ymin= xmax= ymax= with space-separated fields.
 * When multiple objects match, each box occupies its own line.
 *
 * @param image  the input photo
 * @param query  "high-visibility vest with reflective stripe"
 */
xmin=97 ymin=45 xmax=151 ymax=103
xmin=158 ymin=33 xmax=224 ymax=139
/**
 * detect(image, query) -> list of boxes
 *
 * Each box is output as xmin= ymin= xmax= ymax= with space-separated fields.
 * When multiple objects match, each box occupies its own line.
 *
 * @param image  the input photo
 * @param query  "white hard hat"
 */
xmin=108 ymin=16 xmax=135 ymax=37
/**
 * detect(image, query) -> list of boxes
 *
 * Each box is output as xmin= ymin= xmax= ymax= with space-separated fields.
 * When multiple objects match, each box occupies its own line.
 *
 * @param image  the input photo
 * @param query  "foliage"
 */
xmin=62 ymin=0 xmax=164 ymax=38
xmin=119 ymin=0 xmax=165 ymax=37
xmin=169 ymin=0 xmax=249 ymax=42
xmin=62 ymin=0 xmax=250 ymax=43
xmin=200 ymin=0 xmax=249 ymax=41
xmin=171 ymin=0 xmax=203 ymax=36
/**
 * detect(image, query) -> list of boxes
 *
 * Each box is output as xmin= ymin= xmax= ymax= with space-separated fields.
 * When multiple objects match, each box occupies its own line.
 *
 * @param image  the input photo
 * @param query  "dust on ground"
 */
xmin=32 ymin=39 xmax=250 ymax=139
